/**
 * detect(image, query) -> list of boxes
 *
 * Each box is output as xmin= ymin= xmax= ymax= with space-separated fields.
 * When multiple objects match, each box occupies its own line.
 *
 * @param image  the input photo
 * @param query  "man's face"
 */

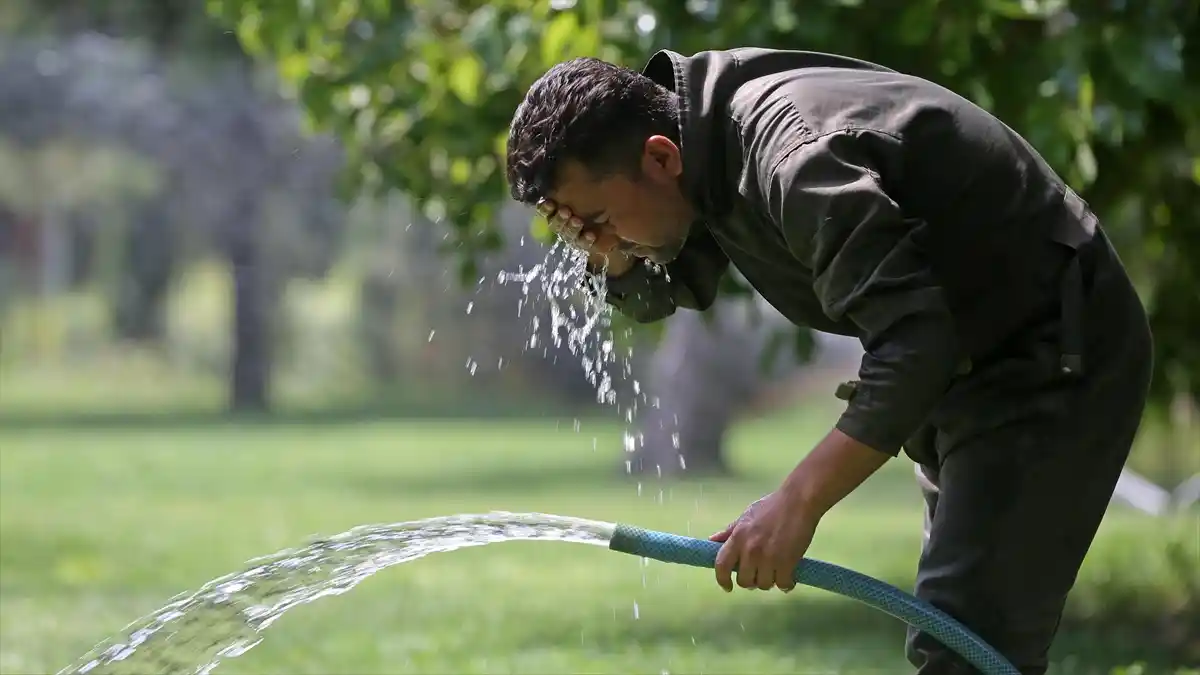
xmin=548 ymin=136 xmax=695 ymax=264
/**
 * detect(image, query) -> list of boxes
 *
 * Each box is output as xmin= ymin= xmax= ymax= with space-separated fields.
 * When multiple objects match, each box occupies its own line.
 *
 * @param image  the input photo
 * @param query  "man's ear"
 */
xmin=642 ymin=135 xmax=683 ymax=179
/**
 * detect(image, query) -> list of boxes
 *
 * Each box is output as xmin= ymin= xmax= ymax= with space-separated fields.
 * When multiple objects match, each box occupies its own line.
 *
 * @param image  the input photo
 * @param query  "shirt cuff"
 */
xmin=834 ymin=392 xmax=908 ymax=457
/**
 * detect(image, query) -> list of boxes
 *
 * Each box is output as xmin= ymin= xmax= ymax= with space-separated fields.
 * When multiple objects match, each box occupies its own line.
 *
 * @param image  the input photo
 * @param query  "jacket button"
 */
xmin=835 ymin=381 xmax=859 ymax=401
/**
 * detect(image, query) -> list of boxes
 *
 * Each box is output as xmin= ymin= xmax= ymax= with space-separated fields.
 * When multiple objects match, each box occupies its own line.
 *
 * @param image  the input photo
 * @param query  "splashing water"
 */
xmin=496 ymin=241 xmax=622 ymax=407
xmin=59 ymin=513 xmax=616 ymax=675
xmin=494 ymin=240 xmax=665 ymax=466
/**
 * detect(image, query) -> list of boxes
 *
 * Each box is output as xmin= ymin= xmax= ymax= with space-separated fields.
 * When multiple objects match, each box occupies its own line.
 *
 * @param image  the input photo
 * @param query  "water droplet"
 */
xmin=632 ymin=601 xmax=640 ymax=620
xmin=465 ymin=301 xmax=474 ymax=314
xmin=427 ymin=330 xmax=436 ymax=342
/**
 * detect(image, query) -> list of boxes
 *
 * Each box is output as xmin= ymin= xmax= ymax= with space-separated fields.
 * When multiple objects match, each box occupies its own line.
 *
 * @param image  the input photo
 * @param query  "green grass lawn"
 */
xmin=0 ymin=410 xmax=1194 ymax=674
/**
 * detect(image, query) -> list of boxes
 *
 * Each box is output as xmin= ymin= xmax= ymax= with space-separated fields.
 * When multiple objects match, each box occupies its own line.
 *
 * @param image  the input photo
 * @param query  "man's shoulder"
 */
xmin=723 ymin=71 xmax=841 ymax=182
xmin=723 ymin=61 xmax=964 ymax=175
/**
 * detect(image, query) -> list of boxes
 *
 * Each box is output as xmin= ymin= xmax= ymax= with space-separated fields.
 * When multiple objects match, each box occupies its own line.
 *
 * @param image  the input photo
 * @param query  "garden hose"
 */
xmin=609 ymin=523 xmax=1020 ymax=675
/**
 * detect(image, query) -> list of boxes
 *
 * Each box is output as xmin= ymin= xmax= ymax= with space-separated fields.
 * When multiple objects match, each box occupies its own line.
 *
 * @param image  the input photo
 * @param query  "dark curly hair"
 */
xmin=505 ymin=57 xmax=679 ymax=204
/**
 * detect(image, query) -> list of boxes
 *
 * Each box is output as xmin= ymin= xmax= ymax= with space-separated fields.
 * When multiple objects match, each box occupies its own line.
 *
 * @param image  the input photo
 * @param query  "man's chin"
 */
xmin=645 ymin=242 xmax=685 ymax=264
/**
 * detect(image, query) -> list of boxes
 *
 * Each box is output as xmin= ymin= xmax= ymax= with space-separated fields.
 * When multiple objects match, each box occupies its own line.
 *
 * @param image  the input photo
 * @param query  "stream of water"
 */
xmin=61 ymin=236 xmax=669 ymax=674
xmin=59 ymin=513 xmax=617 ymax=675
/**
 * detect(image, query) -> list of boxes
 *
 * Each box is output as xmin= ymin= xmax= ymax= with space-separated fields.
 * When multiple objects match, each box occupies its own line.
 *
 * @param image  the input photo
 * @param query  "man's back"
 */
xmin=725 ymin=59 xmax=1066 ymax=237
xmin=642 ymin=47 xmax=1096 ymax=356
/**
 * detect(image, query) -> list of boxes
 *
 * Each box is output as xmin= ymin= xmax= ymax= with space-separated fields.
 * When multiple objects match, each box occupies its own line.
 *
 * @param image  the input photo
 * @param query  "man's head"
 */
xmin=506 ymin=57 xmax=695 ymax=263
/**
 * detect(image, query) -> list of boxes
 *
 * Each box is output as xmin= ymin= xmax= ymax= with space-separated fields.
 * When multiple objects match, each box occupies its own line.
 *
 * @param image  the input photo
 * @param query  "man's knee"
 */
xmin=906 ymin=630 xmax=990 ymax=675
xmin=904 ymin=595 xmax=1063 ymax=675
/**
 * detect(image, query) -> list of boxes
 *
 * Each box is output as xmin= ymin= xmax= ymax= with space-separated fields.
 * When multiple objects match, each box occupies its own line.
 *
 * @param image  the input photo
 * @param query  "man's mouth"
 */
xmin=617 ymin=241 xmax=658 ymax=260
xmin=643 ymin=247 xmax=683 ymax=264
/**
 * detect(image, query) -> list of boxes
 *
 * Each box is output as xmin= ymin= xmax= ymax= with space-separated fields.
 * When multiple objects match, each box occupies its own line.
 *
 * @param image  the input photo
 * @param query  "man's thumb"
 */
xmin=709 ymin=522 xmax=735 ymax=543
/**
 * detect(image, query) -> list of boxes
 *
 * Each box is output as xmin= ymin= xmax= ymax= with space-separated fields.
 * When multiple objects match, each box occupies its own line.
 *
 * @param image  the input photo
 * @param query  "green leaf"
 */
xmin=448 ymin=53 xmax=485 ymax=105
xmin=278 ymin=52 xmax=311 ymax=85
xmin=1074 ymin=142 xmax=1098 ymax=186
xmin=530 ymin=213 xmax=553 ymax=243
xmin=758 ymin=328 xmax=788 ymax=373
xmin=793 ymin=327 xmax=816 ymax=364
xmin=541 ymin=12 xmax=579 ymax=65
xmin=1078 ymin=72 xmax=1094 ymax=128
xmin=450 ymin=157 xmax=473 ymax=185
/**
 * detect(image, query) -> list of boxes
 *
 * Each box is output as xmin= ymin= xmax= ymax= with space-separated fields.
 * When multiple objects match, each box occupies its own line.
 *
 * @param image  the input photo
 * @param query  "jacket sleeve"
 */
xmin=585 ymin=226 xmax=729 ymax=323
xmin=761 ymin=130 xmax=964 ymax=456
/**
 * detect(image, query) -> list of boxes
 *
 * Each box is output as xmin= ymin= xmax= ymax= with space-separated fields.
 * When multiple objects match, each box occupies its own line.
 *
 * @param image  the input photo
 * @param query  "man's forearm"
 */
xmin=780 ymin=428 xmax=891 ymax=517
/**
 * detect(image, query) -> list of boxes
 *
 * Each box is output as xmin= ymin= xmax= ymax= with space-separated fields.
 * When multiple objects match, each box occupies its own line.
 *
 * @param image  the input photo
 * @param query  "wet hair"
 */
xmin=505 ymin=57 xmax=679 ymax=204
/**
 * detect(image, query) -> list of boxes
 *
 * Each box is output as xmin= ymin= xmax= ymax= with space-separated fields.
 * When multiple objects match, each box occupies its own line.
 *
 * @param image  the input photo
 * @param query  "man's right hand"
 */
xmin=536 ymin=199 xmax=637 ymax=277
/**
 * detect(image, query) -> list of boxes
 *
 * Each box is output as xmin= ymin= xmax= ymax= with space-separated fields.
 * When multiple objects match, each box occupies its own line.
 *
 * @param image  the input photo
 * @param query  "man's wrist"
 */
xmin=779 ymin=428 xmax=890 ymax=518
xmin=779 ymin=468 xmax=830 ymax=518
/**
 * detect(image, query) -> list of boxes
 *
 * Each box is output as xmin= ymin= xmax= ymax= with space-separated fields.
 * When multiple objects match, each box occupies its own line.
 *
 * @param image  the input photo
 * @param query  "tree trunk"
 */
xmin=225 ymin=196 xmax=273 ymax=414
xmin=359 ymin=262 xmax=401 ymax=382
xmin=112 ymin=199 xmax=175 ymax=342
xmin=38 ymin=205 xmax=70 ymax=297
xmin=630 ymin=303 xmax=791 ymax=476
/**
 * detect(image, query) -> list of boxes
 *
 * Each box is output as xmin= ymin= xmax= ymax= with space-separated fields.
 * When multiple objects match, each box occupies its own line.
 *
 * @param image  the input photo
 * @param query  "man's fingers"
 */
xmin=756 ymin=561 xmax=776 ymax=591
xmin=737 ymin=542 xmax=759 ymax=589
xmin=777 ymin=572 xmax=797 ymax=593
xmin=714 ymin=536 xmax=738 ymax=593
xmin=549 ymin=209 xmax=574 ymax=233
xmin=535 ymin=200 xmax=601 ymax=252
xmin=771 ymin=551 xmax=797 ymax=592
xmin=551 ymin=213 xmax=591 ymax=250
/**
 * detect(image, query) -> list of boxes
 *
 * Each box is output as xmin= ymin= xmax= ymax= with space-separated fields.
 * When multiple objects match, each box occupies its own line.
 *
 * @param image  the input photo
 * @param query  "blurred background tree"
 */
xmin=0 ymin=0 xmax=1195 ymax=482
xmin=200 ymin=0 xmax=1197 ymax=478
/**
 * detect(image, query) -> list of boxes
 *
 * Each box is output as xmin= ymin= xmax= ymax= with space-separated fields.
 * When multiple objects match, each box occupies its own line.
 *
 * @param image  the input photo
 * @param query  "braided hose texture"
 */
xmin=609 ymin=524 xmax=1019 ymax=675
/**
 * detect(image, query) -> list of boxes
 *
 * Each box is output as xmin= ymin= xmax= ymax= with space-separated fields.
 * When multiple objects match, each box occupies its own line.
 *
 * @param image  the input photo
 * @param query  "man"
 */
xmin=504 ymin=48 xmax=1153 ymax=674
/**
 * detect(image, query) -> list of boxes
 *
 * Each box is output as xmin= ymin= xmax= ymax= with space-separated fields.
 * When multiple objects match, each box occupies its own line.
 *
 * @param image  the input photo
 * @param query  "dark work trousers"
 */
xmin=901 ymin=226 xmax=1154 ymax=674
